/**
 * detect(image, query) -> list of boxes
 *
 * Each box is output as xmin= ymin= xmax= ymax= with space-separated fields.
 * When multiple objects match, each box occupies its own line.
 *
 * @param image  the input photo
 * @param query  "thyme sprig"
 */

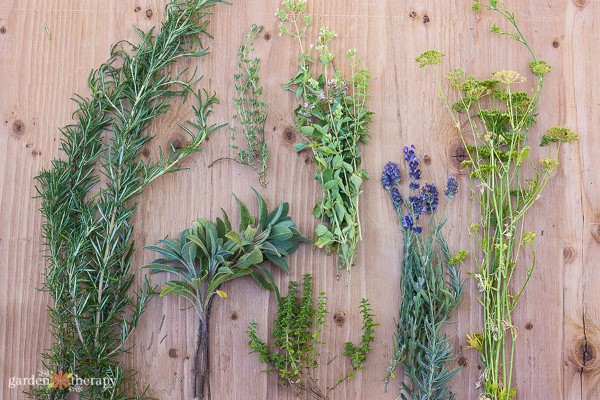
xmin=31 ymin=1 xmax=226 ymax=399
xmin=419 ymin=1 xmax=578 ymax=398
xmin=277 ymin=0 xmax=373 ymax=277
xmin=229 ymin=24 xmax=270 ymax=187
xmin=248 ymin=274 xmax=377 ymax=400
xmin=145 ymin=190 xmax=307 ymax=400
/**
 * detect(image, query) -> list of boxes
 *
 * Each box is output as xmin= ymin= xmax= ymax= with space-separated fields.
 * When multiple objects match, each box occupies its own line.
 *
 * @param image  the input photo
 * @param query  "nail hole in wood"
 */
xmin=525 ymin=322 xmax=533 ymax=330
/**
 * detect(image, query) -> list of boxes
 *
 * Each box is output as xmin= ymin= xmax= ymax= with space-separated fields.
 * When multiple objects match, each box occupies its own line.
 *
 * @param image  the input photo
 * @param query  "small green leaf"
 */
xmin=294 ymin=142 xmax=308 ymax=152
xmin=253 ymin=188 xmax=269 ymax=229
xmin=236 ymin=248 xmax=264 ymax=269
xmin=234 ymin=194 xmax=253 ymax=231
xmin=225 ymin=231 xmax=242 ymax=244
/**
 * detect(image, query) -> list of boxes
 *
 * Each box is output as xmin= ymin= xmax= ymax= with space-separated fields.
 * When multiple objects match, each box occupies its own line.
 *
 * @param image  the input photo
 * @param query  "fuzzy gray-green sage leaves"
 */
xmin=145 ymin=189 xmax=307 ymax=400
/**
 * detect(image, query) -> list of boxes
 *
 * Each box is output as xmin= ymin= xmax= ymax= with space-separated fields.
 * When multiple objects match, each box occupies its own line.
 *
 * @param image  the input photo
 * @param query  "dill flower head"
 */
xmin=541 ymin=126 xmax=578 ymax=146
xmin=530 ymin=60 xmax=552 ymax=76
xmin=415 ymin=49 xmax=445 ymax=68
xmin=381 ymin=162 xmax=401 ymax=190
xmin=444 ymin=175 xmax=459 ymax=199
xmin=493 ymin=70 xmax=526 ymax=85
xmin=539 ymin=158 xmax=559 ymax=172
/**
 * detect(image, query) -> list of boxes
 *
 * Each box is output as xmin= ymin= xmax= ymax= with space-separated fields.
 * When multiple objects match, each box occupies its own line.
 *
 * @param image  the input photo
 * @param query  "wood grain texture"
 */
xmin=0 ymin=0 xmax=596 ymax=399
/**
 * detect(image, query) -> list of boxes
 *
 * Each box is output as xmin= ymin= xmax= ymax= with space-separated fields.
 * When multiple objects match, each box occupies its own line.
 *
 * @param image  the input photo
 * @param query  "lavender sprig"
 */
xmin=382 ymin=145 xmax=466 ymax=400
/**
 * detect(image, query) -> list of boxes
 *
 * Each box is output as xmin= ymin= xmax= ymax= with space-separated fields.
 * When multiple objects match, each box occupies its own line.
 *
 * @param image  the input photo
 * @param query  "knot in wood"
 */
xmin=12 ymin=120 xmax=25 ymax=137
xmin=571 ymin=337 xmax=599 ymax=371
xmin=591 ymin=224 xmax=600 ymax=245
xmin=283 ymin=127 xmax=296 ymax=143
xmin=333 ymin=312 xmax=346 ymax=327
xmin=563 ymin=246 xmax=577 ymax=264
xmin=169 ymin=134 xmax=185 ymax=150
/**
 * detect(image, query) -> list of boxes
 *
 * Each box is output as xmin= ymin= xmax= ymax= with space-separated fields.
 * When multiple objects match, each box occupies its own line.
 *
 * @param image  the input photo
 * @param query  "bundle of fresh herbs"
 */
xmin=277 ymin=0 xmax=372 ymax=277
xmin=382 ymin=146 xmax=466 ymax=400
xmin=145 ymin=189 xmax=307 ymax=400
xmin=31 ymin=1 xmax=225 ymax=398
xmin=228 ymin=23 xmax=270 ymax=187
xmin=247 ymin=274 xmax=377 ymax=400
xmin=418 ymin=1 xmax=578 ymax=398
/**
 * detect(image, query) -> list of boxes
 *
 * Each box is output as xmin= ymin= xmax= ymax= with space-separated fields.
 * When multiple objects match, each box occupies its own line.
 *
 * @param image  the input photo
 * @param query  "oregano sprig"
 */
xmin=145 ymin=190 xmax=307 ymax=400
xmin=277 ymin=0 xmax=373 ymax=278
xmin=248 ymin=274 xmax=377 ymax=400
xmin=31 ymin=1 xmax=227 ymax=399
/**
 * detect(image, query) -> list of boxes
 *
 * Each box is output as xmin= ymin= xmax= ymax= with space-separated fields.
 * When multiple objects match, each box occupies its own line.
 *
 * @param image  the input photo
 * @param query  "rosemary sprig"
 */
xmin=31 ymin=1 xmax=226 ymax=399
xmin=277 ymin=0 xmax=372 ymax=277
xmin=229 ymin=24 xmax=270 ymax=187
xmin=145 ymin=189 xmax=307 ymax=400
xmin=419 ymin=1 xmax=578 ymax=398
xmin=247 ymin=274 xmax=377 ymax=400
xmin=380 ymin=151 xmax=465 ymax=400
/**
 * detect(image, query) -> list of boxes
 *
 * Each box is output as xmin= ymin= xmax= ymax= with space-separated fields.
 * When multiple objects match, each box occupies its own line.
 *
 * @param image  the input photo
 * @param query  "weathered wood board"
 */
xmin=0 ymin=0 xmax=597 ymax=398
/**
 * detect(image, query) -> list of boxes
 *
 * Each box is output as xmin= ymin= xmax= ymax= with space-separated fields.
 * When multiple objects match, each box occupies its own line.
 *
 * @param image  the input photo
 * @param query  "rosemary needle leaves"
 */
xmin=32 ymin=1 xmax=226 ymax=399
xmin=145 ymin=190 xmax=307 ymax=400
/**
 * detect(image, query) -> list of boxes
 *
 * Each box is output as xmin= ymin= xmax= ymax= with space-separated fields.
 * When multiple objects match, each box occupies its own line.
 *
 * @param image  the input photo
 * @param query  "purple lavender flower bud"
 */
xmin=401 ymin=214 xmax=414 ymax=230
xmin=422 ymin=183 xmax=439 ymax=214
xmin=444 ymin=175 xmax=459 ymax=199
xmin=411 ymin=226 xmax=423 ymax=234
xmin=403 ymin=145 xmax=422 ymax=182
xmin=409 ymin=181 xmax=420 ymax=191
xmin=391 ymin=187 xmax=403 ymax=208
xmin=381 ymin=162 xmax=401 ymax=190
xmin=408 ymin=194 xmax=425 ymax=215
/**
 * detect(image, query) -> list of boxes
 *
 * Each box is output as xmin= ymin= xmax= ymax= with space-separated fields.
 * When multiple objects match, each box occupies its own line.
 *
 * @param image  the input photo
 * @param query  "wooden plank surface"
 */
xmin=0 ymin=0 xmax=596 ymax=398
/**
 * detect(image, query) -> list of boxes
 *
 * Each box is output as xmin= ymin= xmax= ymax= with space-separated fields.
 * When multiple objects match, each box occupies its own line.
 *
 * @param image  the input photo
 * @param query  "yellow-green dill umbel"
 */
xmin=418 ymin=1 xmax=578 ymax=399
